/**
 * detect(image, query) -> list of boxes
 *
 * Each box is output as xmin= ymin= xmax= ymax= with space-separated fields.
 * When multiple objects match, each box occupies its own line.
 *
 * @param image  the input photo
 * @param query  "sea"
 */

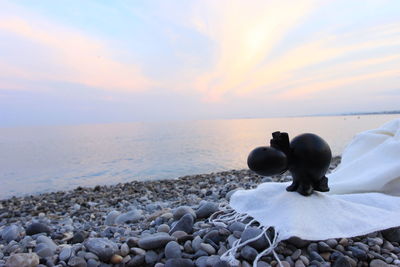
xmin=0 ymin=114 xmax=398 ymax=199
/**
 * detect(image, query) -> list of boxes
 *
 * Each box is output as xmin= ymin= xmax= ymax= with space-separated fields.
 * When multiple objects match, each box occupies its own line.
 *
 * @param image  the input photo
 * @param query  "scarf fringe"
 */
xmin=208 ymin=205 xmax=284 ymax=267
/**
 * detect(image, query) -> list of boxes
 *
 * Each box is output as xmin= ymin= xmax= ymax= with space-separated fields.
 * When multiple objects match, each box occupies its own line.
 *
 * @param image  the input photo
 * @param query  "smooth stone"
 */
xmin=165 ymin=241 xmax=182 ymax=259
xmin=193 ymin=250 xmax=208 ymax=258
xmin=212 ymin=260 xmax=230 ymax=267
xmin=120 ymin=243 xmax=129 ymax=257
xmin=59 ymin=246 xmax=73 ymax=262
xmin=382 ymin=228 xmax=400 ymax=243
xmin=203 ymin=230 xmax=222 ymax=244
xmin=206 ymin=255 xmax=220 ymax=266
xmin=145 ymin=250 xmax=158 ymax=265
xmin=138 ymin=232 xmax=175 ymax=249
xmin=84 ymin=252 xmax=99 ymax=261
xmin=241 ymin=227 xmax=268 ymax=251
xmin=294 ymin=260 xmax=306 ymax=267
xmin=241 ymin=245 xmax=258 ymax=261
xmin=36 ymin=246 xmax=54 ymax=258
xmin=200 ymin=243 xmax=216 ymax=255
xmin=165 ymin=258 xmax=194 ymax=267
xmin=370 ymin=259 xmax=390 ymax=267
xmin=115 ymin=209 xmax=142 ymax=224
xmin=228 ymin=222 xmax=245 ymax=233
xmin=36 ymin=235 xmax=58 ymax=252
xmin=110 ymin=254 xmax=123 ymax=264
xmin=348 ymin=246 xmax=367 ymax=260
xmin=155 ymin=264 xmax=165 ymax=267
xmin=5 ymin=253 xmax=40 ymax=267
xmin=287 ymin=237 xmax=310 ymax=248
xmin=173 ymin=206 xmax=197 ymax=220
xmin=157 ymin=224 xmax=170 ymax=233
xmin=184 ymin=240 xmax=194 ymax=253
xmin=87 ymin=259 xmax=100 ymax=267
xmin=104 ymin=211 xmax=120 ymax=226
xmin=127 ymin=255 xmax=145 ymax=266
xmin=192 ymin=236 xmax=203 ymax=251
xmin=196 ymin=202 xmax=218 ymax=219
xmin=26 ymin=223 xmax=51 ymax=236
xmin=326 ymin=239 xmax=338 ymax=248
xmin=332 ymin=256 xmax=351 ymax=267
xmin=2 ymin=225 xmax=20 ymax=242
xmin=68 ymin=256 xmax=87 ymax=267
xmin=291 ymin=249 xmax=302 ymax=260
xmin=84 ymin=238 xmax=118 ymax=262
xmin=170 ymin=214 xmax=194 ymax=234
xmin=195 ymin=256 xmax=208 ymax=267
xmin=71 ymin=231 xmax=86 ymax=244
xmin=317 ymin=242 xmax=331 ymax=252
xmin=130 ymin=247 xmax=146 ymax=256
xmin=309 ymin=251 xmax=324 ymax=262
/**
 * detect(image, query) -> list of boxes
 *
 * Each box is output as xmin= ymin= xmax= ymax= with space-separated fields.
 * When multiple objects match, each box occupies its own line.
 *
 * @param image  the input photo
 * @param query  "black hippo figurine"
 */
xmin=247 ymin=131 xmax=332 ymax=196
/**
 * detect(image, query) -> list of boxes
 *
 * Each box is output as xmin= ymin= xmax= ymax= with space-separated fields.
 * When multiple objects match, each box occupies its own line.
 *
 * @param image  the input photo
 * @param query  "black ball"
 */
xmin=247 ymin=146 xmax=288 ymax=176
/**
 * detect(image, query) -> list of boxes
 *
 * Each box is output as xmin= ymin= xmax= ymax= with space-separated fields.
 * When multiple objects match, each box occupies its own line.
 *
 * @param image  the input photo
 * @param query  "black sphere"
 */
xmin=247 ymin=146 xmax=288 ymax=176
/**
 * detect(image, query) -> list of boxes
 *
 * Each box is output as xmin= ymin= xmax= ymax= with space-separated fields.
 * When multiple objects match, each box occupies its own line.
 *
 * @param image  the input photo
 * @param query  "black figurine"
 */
xmin=247 ymin=131 xmax=332 ymax=196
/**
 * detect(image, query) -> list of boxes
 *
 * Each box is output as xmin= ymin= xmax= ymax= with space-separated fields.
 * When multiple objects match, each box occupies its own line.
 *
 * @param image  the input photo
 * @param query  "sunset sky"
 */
xmin=1 ymin=0 xmax=399 ymax=126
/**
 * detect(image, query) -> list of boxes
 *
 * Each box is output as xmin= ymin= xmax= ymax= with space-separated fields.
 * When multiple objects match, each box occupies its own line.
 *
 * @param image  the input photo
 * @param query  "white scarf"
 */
xmin=214 ymin=118 xmax=400 ymax=266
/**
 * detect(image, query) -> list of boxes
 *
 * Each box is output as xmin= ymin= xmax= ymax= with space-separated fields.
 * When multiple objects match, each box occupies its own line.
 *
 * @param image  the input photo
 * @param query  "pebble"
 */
xmin=138 ymin=232 xmax=175 ymax=249
xmin=241 ymin=227 xmax=269 ymax=251
xmin=173 ymin=206 xmax=197 ymax=220
xmin=164 ymin=258 xmax=195 ymax=267
xmin=157 ymin=224 xmax=170 ymax=233
xmin=68 ymin=256 xmax=88 ymax=267
xmin=145 ymin=250 xmax=158 ymax=265
xmin=26 ymin=223 xmax=51 ymax=236
xmin=196 ymin=202 xmax=218 ymax=219
xmin=370 ymin=259 xmax=390 ymax=267
xmin=165 ymin=241 xmax=182 ymax=259
xmin=1 ymin=225 xmax=20 ymax=242
xmin=241 ymin=245 xmax=258 ymax=261
xmin=114 ymin=209 xmax=142 ymax=224
xmin=170 ymin=214 xmax=194 ymax=234
xmin=59 ymin=245 xmax=73 ymax=261
xmin=200 ymin=243 xmax=216 ymax=255
xmin=110 ymin=254 xmax=123 ymax=264
xmin=84 ymin=238 xmax=119 ymax=262
xmin=104 ymin=210 xmax=120 ymax=226
xmin=5 ymin=253 xmax=40 ymax=267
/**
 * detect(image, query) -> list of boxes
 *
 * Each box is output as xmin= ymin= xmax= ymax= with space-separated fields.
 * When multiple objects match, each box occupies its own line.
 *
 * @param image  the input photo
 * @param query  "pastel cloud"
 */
xmin=0 ymin=15 xmax=153 ymax=92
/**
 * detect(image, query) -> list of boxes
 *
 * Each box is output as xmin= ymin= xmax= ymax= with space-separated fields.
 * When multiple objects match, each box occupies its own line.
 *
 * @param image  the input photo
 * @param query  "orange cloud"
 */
xmin=0 ymin=16 xmax=154 ymax=92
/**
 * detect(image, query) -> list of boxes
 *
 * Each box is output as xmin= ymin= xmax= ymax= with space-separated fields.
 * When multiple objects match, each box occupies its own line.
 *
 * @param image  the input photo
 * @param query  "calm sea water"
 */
xmin=0 ymin=114 xmax=398 ymax=199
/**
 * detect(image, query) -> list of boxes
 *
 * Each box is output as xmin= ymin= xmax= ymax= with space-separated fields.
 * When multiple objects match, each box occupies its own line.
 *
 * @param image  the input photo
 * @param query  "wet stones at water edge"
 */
xmin=1 ymin=161 xmax=400 ymax=266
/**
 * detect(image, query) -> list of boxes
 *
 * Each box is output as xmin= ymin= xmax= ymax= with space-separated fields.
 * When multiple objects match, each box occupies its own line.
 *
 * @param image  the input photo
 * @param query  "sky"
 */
xmin=0 ymin=0 xmax=399 ymax=126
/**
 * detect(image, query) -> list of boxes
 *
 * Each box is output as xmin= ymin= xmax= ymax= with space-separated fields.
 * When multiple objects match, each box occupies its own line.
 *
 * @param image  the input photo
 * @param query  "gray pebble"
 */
xmin=196 ymin=202 xmax=218 ymax=219
xmin=36 ymin=235 xmax=58 ymax=252
xmin=26 ymin=223 xmax=51 ymax=236
xmin=170 ymin=214 xmax=194 ymax=234
xmin=228 ymin=222 xmax=245 ymax=233
xmin=165 ymin=241 xmax=182 ymax=259
xmin=164 ymin=258 xmax=194 ymax=267
xmin=115 ymin=209 xmax=142 ymax=224
xmin=200 ymin=243 xmax=216 ymax=255
xmin=157 ymin=224 xmax=170 ymax=233
xmin=68 ymin=256 xmax=87 ymax=267
xmin=104 ymin=210 xmax=120 ymax=226
xmin=332 ymin=256 xmax=351 ymax=267
xmin=138 ymin=232 xmax=175 ymax=249
xmin=240 ymin=245 xmax=257 ymax=261
xmin=145 ymin=250 xmax=159 ymax=265
xmin=173 ymin=206 xmax=196 ymax=220
xmin=241 ymin=227 xmax=269 ymax=251
xmin=84 ymin=238 xmax=118 ymax=262
xmin=195 ymin=256 xmax=208 ymax=267
xmin=1 ymin=225 xmax=20 ymax=242
xmin=87 ymin=259 xmax=100 ymax=267
xmin=59 ymin=246 xmax=73 ymax=262
xmin=127 ymin=255 xmax=145 ymax=267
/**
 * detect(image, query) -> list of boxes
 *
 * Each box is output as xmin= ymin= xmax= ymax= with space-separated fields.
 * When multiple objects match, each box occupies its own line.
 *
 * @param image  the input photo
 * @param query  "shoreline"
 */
xmin=1 ymin=156 xmax=399 ymax=266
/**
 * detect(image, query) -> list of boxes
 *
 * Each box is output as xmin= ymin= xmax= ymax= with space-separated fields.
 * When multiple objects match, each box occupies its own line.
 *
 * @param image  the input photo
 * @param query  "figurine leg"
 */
xmin=297 ymin=182 xmax=313 ymax=196
xmin=286 ymin=180 xmax=299 ymax=192
xmin=313 ymin=176 xmax=330 ymax=192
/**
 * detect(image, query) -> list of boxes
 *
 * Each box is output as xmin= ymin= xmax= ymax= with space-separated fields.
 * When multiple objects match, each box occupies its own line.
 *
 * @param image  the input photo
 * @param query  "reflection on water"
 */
xmin=0 ymin=114 xmax=398 ymax=198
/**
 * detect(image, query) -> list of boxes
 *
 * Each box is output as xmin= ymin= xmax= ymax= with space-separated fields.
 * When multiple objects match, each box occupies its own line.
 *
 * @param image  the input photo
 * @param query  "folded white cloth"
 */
xmin=221 ymin=118 xmax=400 ymax=265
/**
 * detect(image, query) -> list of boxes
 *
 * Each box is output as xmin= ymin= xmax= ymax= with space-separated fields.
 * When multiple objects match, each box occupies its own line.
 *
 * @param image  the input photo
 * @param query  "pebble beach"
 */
xmin=1 ymin=157 xmax=400 ymax=267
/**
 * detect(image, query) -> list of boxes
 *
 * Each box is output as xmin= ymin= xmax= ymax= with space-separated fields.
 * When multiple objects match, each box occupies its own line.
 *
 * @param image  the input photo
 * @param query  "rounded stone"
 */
xmin=84 ymin=238 xmax=119 ymax=262
xmin=138 ymin=232 xmax=175 ymax=250
xmin=170 ymin=214 xmax=194 ymax=234
xmin=165 ymin=241 xmax=182 ymax=259
xmin=241 ymin=227 xmax=269 ymax=251
xmin=173 ymin=206 xmax=196 ymax=221
xmin=165 ymin=258 xmax=195 ymax=267
xmin=110 ymin=254 xmax=123 ymax=264
xmin=196 ymin=202 xmax=218 ymax=219
xmin=68 ymin=256 xmax=87 ymax=267
xmin=157 ymin=224 xmax=170 ymax=233
xmin=5 ymin=253 xmax=40 ymax=267
xmin=26 ymin=223 xmax=51 ymax=236
xmin=200 ymin=243 xmax=216 ymax=255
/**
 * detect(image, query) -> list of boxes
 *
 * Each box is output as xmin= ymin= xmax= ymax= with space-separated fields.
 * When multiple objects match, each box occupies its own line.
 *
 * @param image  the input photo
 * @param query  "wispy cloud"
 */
xmin=0 ymin=15 xmax=154 ymax=92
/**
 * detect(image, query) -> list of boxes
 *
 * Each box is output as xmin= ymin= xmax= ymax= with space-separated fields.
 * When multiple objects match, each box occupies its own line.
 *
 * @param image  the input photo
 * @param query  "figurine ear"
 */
xmin=270 ymin=131 xmax=290 ymax=156
xmin=247 ymin=146 xmax=288 ymax=176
